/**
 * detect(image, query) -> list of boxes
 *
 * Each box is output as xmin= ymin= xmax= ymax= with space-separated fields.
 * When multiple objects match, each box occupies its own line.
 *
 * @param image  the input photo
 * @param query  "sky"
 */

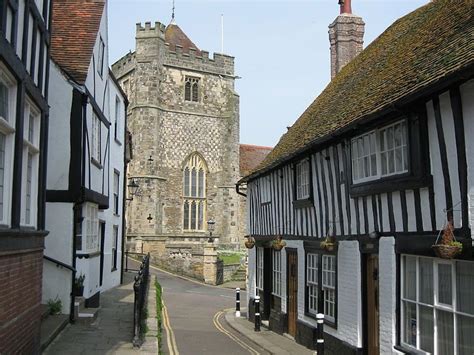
xmin=109 ymin=0 xmax=428 ymax=147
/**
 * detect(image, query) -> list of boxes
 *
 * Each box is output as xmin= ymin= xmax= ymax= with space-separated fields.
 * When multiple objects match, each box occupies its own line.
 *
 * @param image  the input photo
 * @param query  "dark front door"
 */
xmin=99 ymin=221 xmax=106 ymax=287
xmin=366 ymin=254 xmax=380 ymax=355
xmin=287 ymin=250 xmax=298 ymax=337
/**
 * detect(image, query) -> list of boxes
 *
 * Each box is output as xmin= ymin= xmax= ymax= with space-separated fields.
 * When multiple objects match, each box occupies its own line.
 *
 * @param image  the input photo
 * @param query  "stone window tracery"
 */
xmin=183 ymin=153 xmax=206 ymax=231
xmin=184 ymin=76 xmax=199 ymax=102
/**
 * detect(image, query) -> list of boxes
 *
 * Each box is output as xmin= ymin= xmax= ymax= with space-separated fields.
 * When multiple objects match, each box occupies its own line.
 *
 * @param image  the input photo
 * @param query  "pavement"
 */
xmin=44 ymin=272 xmax=152 ymax=355
xmin=224 ymin=310 xmax=314 ymax=355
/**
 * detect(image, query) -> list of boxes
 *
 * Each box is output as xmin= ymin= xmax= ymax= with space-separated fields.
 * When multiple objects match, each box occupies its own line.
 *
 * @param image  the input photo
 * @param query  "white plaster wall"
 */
xmin=247 ymin=246 xmax=256 ymax=314
xmin=98 ymin=77 xmax=126 ymax=292
xmin=46 ymin=63 xmax=71 ymax=191
xmin=379 ymin=237 xmax=404 ymax=354
xmin=460 ymin=79 xmax=474 ymax=239
xmin=297 ymin=241 xmax=362 ymax=348
xmin=42 ymin=202 xmax=74 ymax=314
xmin=76 ymin=256 xmax=101 ymax=299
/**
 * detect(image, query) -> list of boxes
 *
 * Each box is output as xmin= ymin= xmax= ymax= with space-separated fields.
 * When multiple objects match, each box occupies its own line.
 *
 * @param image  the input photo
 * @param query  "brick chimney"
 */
xmin=328 ymin=0 xmax=365 ymax=79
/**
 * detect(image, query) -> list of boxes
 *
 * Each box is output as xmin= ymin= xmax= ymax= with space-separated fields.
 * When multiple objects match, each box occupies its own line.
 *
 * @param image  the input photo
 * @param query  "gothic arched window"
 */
xmin=184 ymin=76 xmax=199 ymax=102
xmin=183 ymin=153 xmax=206 ymax=230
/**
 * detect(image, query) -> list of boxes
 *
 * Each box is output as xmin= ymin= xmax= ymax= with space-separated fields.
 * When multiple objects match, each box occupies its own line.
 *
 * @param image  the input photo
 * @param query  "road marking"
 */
xmin=213 ymin=310 xmax=260 ymax=355
xmin=162 ymin=299 xmax=179 ymax=355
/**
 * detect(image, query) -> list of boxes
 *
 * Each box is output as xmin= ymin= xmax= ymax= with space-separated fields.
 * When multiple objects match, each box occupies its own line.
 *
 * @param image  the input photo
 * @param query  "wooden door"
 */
xmin=99 ymin=221 xmax=106 ymax=287
xmin=287 ymin=250 xmax=298 ymax=337
xmin=366 ymin=255 xmax=380 ymax=355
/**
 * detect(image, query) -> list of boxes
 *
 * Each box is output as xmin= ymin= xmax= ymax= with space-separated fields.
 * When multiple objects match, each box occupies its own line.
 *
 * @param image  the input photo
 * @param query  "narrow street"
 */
xmin=143 ymin=262 xmax=269 ymax=355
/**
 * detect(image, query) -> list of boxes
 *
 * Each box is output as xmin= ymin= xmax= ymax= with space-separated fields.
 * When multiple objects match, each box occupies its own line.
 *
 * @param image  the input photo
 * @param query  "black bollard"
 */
xmin=235 ymin=288 xmax=241 ymax=317
xmin=316 ymin=313 xmax=324 ymax=355
xmin=254 ymin=295 xmax=261 ymax=332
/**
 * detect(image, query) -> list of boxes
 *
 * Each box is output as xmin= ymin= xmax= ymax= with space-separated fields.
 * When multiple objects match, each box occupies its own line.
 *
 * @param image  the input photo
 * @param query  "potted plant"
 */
xmin=320 ymin=235 xmax=337 ymax=252
xmin=73 ymin=273 xmax=85 ymax=297
xmin=272 ymin=236 xmax=286 ymax=251
xmin=432 ymin=220 xmax=463 ymax=259
xmin=244 ymin=236 xmax=255 ymax=249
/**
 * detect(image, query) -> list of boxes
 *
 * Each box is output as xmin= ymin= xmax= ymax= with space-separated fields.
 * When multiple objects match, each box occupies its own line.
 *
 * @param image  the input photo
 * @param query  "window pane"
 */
xmin=437 ymin=310 xmax=454 ymax=355
xmin=198 ymin=169 xmax=204 ymax=197
xmin=191 ymin=168 xmax=197 ymax=197
xmin=458 ymin=314 xmax=474 ymax=355
xmin=394 ymin=123 xmax=402 ymax=147
xmin=0 ymin=133 xmax=4 ymax=221
xmin=404 ymin=256 xmax=416 ymax=300
xmin=403 ymin=146 xmax=408 ymax=171
xmin=0 ymin=82 xmax=8 ymax=120
xmin=403 ymin=301 xmax=417 ymax=346
xmin=419 ymin=258 xmax=433 ymax=304
xmin=387 ymin=127 xmax=394 ymax=149
xmin=438 ymin=263 xmax=452 ymax=305
xmin=198 ymin=201 xmax=203 ymax=230
xmin=370 ymin=133 xmax=376 ymax=154
xmin=456 ymin=262 xmax=474 ymax=314
xmin=28 ymin=114 xmax=34 ymax=143
xmin=419 ymin=305 xmax=434 ymax=353
xmin=26 ymin=153 xmax=32 ymax=224
xmin=395 ymin=147 xmax=402 ymax=172
xmin=183 ymin=201 xmax=189 ymax=229
xmin=192 ymin=83 xmax=198 ymax=102
xmin=191 ymin=201 xmax=196 ymax=230
xmin=370 ymin=154 xmax=377 ymax=176
xmin=184 ymin=168 xmax=190 ymax=196
xmin=185 ymin=81 xmax=191 ymax=101
xmin=381 ymin=152 xmax=387 ymax=175
xmin=388 ymin=150 xmax=395 ymax=174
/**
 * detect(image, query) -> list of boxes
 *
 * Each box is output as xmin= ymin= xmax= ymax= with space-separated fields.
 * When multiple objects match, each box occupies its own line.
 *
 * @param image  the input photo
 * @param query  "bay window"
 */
xmin=84 ymin=203 xmax=99 ymax=252
xmin=0 ymin=66 xmax=16 ymax=226
xmin=401 ymin=255 xmax=474 ymax=354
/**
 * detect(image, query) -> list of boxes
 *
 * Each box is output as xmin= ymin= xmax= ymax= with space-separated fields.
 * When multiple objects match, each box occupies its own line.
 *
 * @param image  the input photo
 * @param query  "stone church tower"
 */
xmin=112 ymin=19 xmax=241 ymax=257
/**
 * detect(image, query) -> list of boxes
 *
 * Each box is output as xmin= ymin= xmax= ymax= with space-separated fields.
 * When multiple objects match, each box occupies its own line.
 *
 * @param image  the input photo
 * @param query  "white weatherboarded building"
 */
xmin=239 ymin=1 xmax=474 ymax=354
xmin=43 ymin=0 xmax=128 ymax=315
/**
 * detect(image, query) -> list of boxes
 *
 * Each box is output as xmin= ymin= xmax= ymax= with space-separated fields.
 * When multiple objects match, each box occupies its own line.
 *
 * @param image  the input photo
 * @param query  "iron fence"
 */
xmin=132 ymin=253 xmax=150 ymax=347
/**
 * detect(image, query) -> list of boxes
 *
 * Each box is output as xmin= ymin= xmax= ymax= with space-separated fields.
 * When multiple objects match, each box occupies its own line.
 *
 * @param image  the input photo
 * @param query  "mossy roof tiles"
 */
xmin=243 ymin=0 xmax=474 ymax=182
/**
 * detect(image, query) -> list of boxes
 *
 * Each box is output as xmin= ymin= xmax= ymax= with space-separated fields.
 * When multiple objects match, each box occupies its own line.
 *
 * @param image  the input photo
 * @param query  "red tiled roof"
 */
xmin=165 ymin=23 xmax=201 ymax=55
xmin=51 ymin=0 xmax=105 ymax=84
xmin=240 ymin=144 xmax=273 ymax=177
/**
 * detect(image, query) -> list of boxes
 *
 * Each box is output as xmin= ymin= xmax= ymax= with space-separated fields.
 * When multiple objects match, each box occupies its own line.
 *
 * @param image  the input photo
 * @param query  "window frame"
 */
xmin=184 ymin=76 xmax=200 ymax=103
xmin=0 ymin=65 xmax=17 ymax=226
xmin=21 ymin=98 xmax=40 ymax=227
xmin=260 ymin=175 xmax=271 ymax=204
xmin=97 ymin=36 xmax=105 ymax=77
xmin=114 ymin=96 xmax=121 ymax=143
xmin=272 ymin=249 xmax=282 ymax=297
xmin=111 ymin=225 xmax=119 ymax=271
xmin=182 ymin=153 xmax=207 ymax=232
xmin=113 ymin=170 xmax=120 ymax=215
xmin=305 ymin=250 xmax=338 ymax=327
xmin=91 ymin=111 xmax=102 ymax=165
xmin=256 ymin=247 xmax=264 ymax=290
xmin=82 ymin=203 xmax=99 ymax=253
xmin=400 ymin=255 xmax=474 ymax=355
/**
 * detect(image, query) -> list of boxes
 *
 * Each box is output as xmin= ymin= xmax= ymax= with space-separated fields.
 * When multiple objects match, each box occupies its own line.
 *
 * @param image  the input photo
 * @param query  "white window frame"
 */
xmin=84 ymin=203 xmax=99 ymax=252
xmin=256 ymin=247 xmax=264 ymax=290
xmin=184 ymin=76 xmax=199 ymax=102
xmin=97 ymin=36 xmax=105 ymax=77
xmin=322 ymin=255 xmax=336 ymax=323
xmin=114 ymin=96 xmax=121 ymax=142
xmin=21 ymin=98 xmax=40 ymax=227
xmin=260 ymin=176 xmax=271 ymax=204
xmin=400 ymin=255 xmax=474 ymax=355
xmin=91 ymin=111 xmax=101 ymax=164
xmin=296 ymin=159 xmax=310 ymax=200
xmin=272 ymin=249 xmax=282 ymax=297
xmin=307 ymin=253 xmax=319 ymax=316
xmin=113 ymin=171 xmax=119 ymax=215
xmin=112 ymin=225 xmax=119 ymax=271
xmin=0 ymin=65 xmax=17 ymax=226
xmin=352 ymin=120 xmax=408 ymax=184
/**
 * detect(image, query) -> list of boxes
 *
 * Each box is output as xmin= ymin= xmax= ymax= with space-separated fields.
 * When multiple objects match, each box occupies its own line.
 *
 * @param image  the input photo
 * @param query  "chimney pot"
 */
xmin=339 ymin=0 xmax=352 ymax=14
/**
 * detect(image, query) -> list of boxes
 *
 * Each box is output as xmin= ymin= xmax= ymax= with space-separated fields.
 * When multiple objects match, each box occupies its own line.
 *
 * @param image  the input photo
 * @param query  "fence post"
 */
xmin=254 ymin=295 xmax=261 ymax=332
xmin=132 ymin=275 xmax=141 ymax=347
xmin=316 ymin=313 xmax=324 ymax=355
xmin=235 ymin=288 xmax=241 ymax=317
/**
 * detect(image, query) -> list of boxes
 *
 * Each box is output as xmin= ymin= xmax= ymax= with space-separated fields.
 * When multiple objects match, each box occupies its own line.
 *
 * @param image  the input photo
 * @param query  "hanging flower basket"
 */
xmin=272 ymin=236 xmax=286 ymax=251
xmin=432 ymin=220 xmax=462 ymax=259
xmin=320 ymin=235 xmax=337 ymax=252
xmin=244 ymin=236 xmax=255 ymax=249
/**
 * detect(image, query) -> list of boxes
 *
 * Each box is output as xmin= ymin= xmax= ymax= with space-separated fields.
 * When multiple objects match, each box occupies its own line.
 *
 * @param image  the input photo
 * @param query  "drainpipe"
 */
xmin=120 ymin=100 xmax=130 ymax=285
xmin=236 ymin=182 xmax=247 ymax=197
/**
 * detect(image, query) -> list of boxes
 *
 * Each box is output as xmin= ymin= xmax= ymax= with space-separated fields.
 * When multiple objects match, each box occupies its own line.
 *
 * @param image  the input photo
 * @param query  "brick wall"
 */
xmin=0 ymin=250 xmax=43 ymax=354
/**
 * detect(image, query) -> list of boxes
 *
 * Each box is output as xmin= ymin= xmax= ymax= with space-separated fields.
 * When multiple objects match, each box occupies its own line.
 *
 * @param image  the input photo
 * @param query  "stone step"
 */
xmin=75 ymin=302 xmax=100 ymax=324
xmin=40 ymin=314 xmax=69 ymax=352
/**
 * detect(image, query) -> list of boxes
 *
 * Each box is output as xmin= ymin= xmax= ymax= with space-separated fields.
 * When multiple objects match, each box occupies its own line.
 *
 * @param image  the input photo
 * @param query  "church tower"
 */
xmin=112 ymin=17 xmax=241 ymax=271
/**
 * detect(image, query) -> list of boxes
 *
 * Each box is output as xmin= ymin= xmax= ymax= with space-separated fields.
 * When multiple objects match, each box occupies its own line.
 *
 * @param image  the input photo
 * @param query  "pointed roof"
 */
xmin=51 ymin=0 xmax=105 ymax=84
xmin=240 ymin=144 xmax=273 ymax=177
xmin=165 ymin=23 xmax=201 ymax=55
xmin=242 ymin=0 xmax=474 ymax=182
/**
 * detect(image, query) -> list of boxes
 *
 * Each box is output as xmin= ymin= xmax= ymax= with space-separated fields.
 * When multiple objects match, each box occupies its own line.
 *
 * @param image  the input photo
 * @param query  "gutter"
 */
xmin=236 ymin=182 xmax=246 ymax=197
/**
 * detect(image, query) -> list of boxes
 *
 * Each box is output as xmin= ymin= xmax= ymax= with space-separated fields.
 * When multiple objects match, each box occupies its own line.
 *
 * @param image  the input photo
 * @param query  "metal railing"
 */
xmin=125 ymin=250 xmax=146 ymax=272
xmin=132 ymin=253 xmax=150 ymax=348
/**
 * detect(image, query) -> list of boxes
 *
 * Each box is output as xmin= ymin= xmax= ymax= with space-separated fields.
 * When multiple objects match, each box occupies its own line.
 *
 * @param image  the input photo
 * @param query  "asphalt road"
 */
xmin=146 ymin=263 xmax=269 ymax=355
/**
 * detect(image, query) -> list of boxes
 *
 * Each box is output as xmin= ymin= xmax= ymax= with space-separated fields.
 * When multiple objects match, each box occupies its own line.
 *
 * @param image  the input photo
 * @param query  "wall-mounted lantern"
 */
xmin=207 ymin=218 xmax=216 ymax=243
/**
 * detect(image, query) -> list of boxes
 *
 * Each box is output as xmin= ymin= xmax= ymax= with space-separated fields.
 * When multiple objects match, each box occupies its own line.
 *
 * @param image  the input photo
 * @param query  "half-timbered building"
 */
xmin=43 ymin=0 xmax=127 ymax=317
xmin=239 ymin=1 xmax=474 ymax=354
xmin=0 ymin=0 xmax=52 ymax=352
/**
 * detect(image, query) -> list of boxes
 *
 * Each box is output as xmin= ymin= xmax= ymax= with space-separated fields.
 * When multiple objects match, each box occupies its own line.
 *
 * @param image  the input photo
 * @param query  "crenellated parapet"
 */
xmin=164 ymin=44 xmax=234 ymax=77
xmin=135 ymin=21 xmax=166 ymax=39
xmin=111 ymin=51 xmax=136 ymax=78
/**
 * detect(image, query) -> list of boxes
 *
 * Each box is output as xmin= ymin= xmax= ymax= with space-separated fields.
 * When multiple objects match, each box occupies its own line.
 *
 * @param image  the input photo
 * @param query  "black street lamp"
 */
xmin=207 ymin=218 xmax=215 ymax=243
xmin=126 ymin=179 xmax=140 ymax=201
